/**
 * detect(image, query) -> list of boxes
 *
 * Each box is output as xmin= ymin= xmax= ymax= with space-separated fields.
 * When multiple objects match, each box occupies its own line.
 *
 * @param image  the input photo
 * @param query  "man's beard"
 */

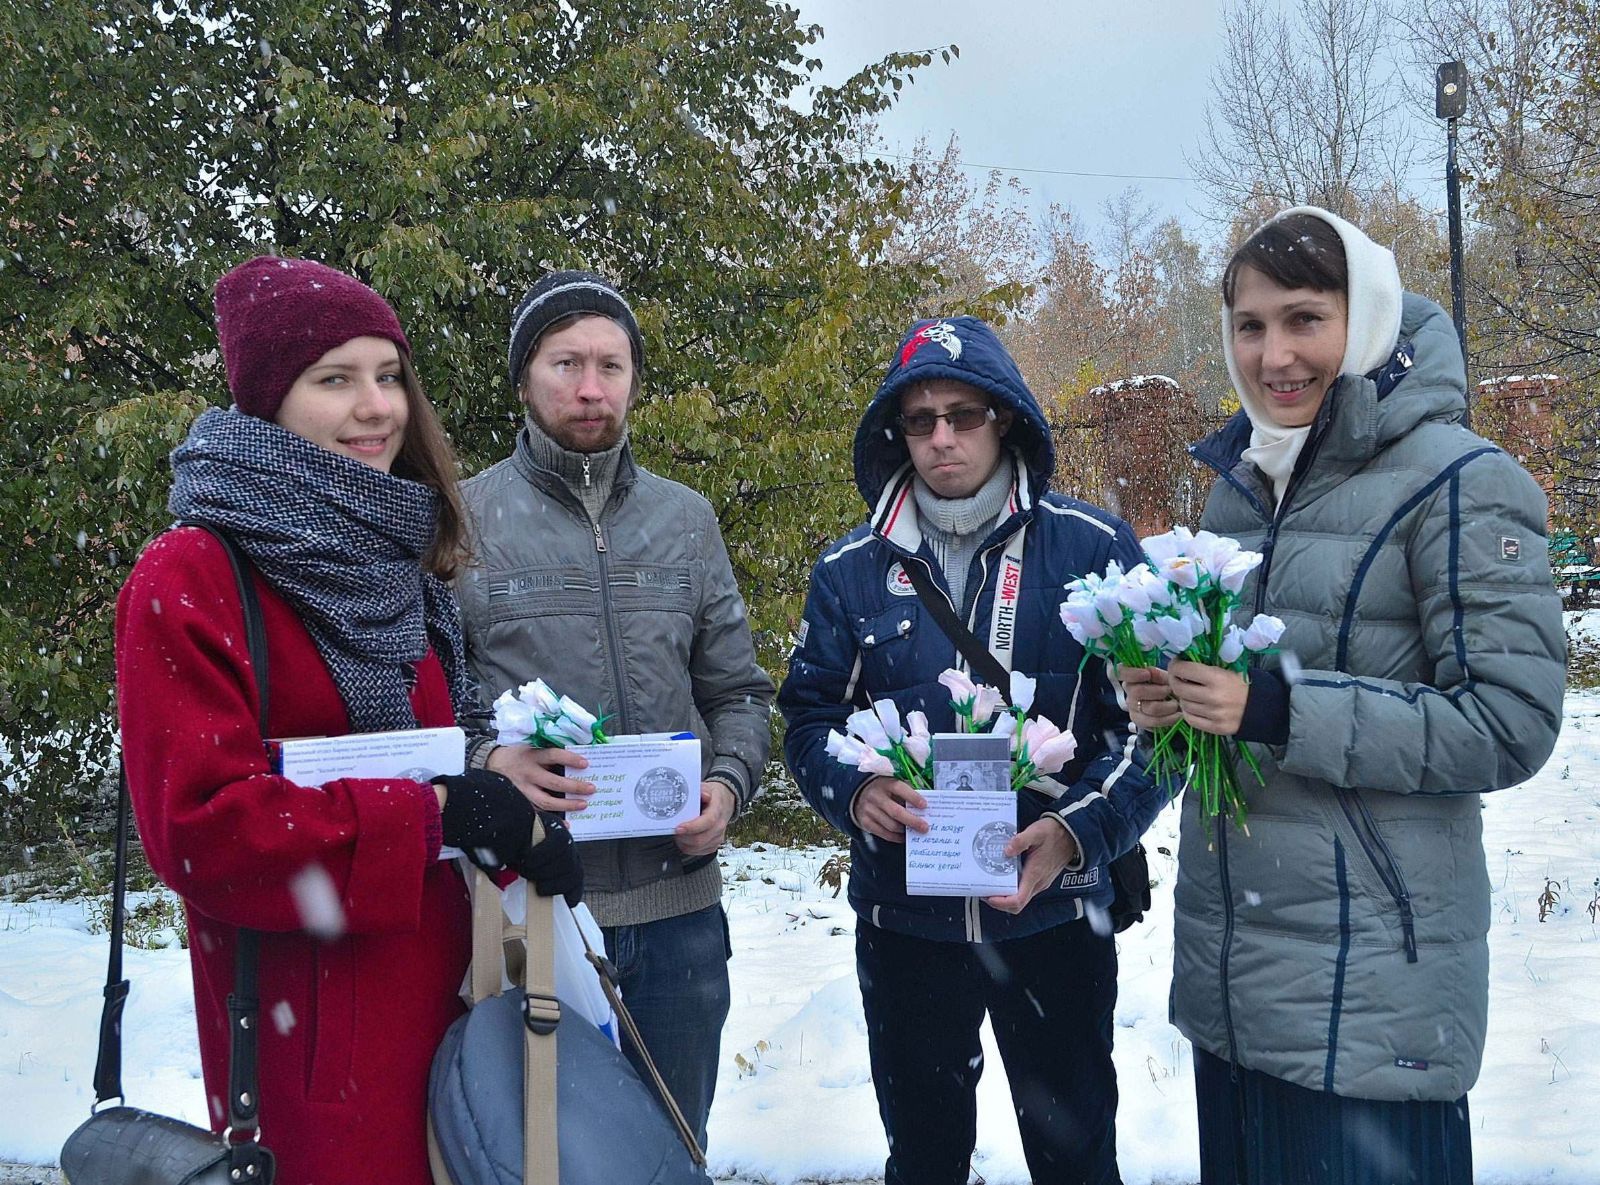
xmin=530 ymin=406 xmax=625 ymax=453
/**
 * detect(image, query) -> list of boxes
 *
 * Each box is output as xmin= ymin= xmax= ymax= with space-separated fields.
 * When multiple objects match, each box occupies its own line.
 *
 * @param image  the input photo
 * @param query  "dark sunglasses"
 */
xmin=896 ymin=405 xmax=996 ymax=437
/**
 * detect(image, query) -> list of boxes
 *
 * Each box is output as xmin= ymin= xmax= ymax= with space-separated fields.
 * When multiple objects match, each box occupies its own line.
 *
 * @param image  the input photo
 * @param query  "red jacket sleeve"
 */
xmin=116 ymin=528 xmax=446 ymax=934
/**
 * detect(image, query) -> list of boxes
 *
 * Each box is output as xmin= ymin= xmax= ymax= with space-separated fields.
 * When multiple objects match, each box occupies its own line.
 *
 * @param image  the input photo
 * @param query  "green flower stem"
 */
xmin=886 ymin=741 xmax=931 ymax=791
xmin=1236 ymin=737 xmax=1266 ymax=786
xmin=1146 ymin=720 xmax=1191 ymax=793
xmin=953 ymin=702 xmax=974 ymax=735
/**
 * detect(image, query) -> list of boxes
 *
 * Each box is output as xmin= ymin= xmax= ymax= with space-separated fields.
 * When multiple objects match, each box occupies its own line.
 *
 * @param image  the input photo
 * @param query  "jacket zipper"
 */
xmin=966 ymin=544 xmax=994 ymax=634
xmin=1222 ymin=413 xmax=1419 ymax=964
xmin=523 ymin=463 xmax=633 ymax=892
xmin=1192 ymin=427 xmax=1319 ymax=1069
xmin=591 ymin=505 xmax=628 ymax=734
xmin=1334 ymin=788 xmax=1419 ymax=962
xmin=1213 ymin=807 xmax=1241 ymax=1066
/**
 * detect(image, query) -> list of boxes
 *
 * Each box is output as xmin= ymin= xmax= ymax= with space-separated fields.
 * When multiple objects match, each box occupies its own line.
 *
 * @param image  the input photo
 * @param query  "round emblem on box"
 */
xmin=398 ymin=766 xmax=435 ymax=782
xmin=634 ymin=766 xmax=691 ymax=819
xmin=971 ymin=821 xmax=1017 ymax=875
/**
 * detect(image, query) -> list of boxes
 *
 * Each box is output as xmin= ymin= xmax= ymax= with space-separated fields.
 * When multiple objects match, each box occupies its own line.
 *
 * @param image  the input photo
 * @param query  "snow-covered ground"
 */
xmin=2 ymin=693 xmax=1597 ymax=1182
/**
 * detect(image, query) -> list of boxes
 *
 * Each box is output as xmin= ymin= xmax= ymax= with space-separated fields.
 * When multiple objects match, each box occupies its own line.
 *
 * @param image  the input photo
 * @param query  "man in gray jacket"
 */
xmin=457 ymin=270 xmax=774 ymax=1149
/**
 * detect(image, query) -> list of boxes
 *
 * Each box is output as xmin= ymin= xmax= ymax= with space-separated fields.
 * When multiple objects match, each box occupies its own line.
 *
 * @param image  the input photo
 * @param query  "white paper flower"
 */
xmin=1131 ymin=616 xmax=1167 ymax=652
xmin=1216 ymin=549 xmax=1263 ymax=594
xmin=906 ymin=710 xmax=931 ymax=739
xmin=1189 ymin=530 xmax=1240 ymax=576
xmin=1142 ymin=526 xmax=1204 ymax=589
xmin=1092 ymin=588 xmax=1126 ymax=627
xmin=1059 ymin=601 xmax=1107 ymax=642
xmin=1030 ymin=729 xmax=1081 ymax=777
xmin=1153 ymin=607 xmax=1209 ymax=654
xmin=545 ymin=714 xmax=591 ymax=746
xmin=989 ymin=709 xmax=1019 ymax=751
xmin=1140 ymin=526 xmax=1195 ymax=567
xmin=1019 ymin=714 xmax=1059 ymax=752
xmin=826 ymin=729 xmax=864 ymax=762
xmin=845 ymin=707 xmax=891 ymax=751
xmin=1009 ymin=672 xmax=1037 ymax=714
xmin=516 ymin=678 xmax=562 ymax=716
xmin=557 ymin=696 xmax=598 ymax=731
xmin=903 ymin=733 xmax=931 ymax=765
xmin=493 ymin=693 xmax=539 ymax=742
xmin=939 ymin=668 xmax=979 ymax=706
xmin=1157 ymin=554 xmax=1202 ymax=589
xmin=873 ymin=698 xmax=906 ymax=742
xmin=857 ymin=749 xmax=895 ymax=776
xmin=1218 ymin=625 xmax=1246 ymax=665
xmin=972 ymin=684 xmax=1005 ymax=726
xmin=1116 ymin=564 xmax=1162 ymax=614
xmin=1241 ymin=614 xmax=1286 ymax=651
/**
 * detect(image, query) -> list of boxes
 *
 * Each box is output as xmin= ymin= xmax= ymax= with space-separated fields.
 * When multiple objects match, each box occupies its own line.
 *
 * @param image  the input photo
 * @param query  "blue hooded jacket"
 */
xmin=778 ymin=317 xmax=1169 ymax=942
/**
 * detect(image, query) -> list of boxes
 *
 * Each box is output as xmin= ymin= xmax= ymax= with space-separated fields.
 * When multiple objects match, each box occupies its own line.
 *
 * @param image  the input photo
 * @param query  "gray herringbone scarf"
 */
xmin=168 ymin=406 xmax=469 ymax=732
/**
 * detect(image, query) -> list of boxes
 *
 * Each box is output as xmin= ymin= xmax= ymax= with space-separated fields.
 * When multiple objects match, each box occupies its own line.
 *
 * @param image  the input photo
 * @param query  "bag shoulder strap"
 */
xmin=95 ymin=524 xmax=267 ymax=1161
xmin=900 ymin=558 xmax=1013 ymax=704
xmin=579 ymin=934 xmax=707 ymax=1166
xmin=465 ymin=867 xmax=560 ymax=1185
xmin=198 ymin=523 xmax=269 ymax=736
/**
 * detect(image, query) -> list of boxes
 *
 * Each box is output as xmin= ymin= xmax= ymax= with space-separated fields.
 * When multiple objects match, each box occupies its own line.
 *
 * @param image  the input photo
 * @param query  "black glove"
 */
xmin=435 ymin=771 xmax=583 ymax=906
xmin=519 ymin=810 xmax=583 ymax=908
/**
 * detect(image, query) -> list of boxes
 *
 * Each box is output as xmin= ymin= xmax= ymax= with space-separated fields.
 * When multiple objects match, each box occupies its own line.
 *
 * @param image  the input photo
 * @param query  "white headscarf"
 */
xmin=1221 ymin=205 xmax=1404 ymax=505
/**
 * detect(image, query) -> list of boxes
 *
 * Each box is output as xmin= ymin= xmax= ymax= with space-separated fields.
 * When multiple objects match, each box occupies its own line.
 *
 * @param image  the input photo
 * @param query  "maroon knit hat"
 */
xmin=213 ymin=256 xmax=411 ymax=420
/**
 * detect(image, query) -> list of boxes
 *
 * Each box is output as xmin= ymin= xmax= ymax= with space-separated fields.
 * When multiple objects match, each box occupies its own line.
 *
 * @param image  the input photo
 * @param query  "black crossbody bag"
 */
xmin=62 ymin=525 xmax=276 ymax=1184
xmin=901 ymin=559 xmax=1151 ymax=932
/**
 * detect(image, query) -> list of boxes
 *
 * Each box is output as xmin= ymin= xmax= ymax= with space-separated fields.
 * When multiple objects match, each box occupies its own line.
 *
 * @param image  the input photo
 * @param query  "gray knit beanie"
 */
xmin=507 ymin=270 xmax=644 ymax=390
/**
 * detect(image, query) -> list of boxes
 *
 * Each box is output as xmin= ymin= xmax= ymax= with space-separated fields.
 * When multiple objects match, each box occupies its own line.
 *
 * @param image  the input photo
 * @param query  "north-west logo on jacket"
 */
xmin=898 ymin=320 xmax=963 ymax=367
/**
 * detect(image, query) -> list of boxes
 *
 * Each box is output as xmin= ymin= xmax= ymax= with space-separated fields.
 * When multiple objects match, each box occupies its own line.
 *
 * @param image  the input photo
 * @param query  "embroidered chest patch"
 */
xmin=491 ymin=572 xmax=564 ymax=598
xmin=886 ymin=562 xmax=916 ymax=596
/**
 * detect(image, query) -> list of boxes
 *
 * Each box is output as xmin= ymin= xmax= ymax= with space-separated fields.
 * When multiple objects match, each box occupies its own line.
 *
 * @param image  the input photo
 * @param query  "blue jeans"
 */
xmin=601 ymin=903 xmax=731 ymax=1151
xmin=857 ymin=917 xmax=1122 ymax=1185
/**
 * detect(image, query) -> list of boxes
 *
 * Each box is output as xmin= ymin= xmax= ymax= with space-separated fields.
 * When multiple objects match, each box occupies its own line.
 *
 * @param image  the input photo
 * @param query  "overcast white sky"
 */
xmin=794 ymin=1 xmax=1453 ymax=247
xmin=794 ymin=1 xmax=1225 ymax=233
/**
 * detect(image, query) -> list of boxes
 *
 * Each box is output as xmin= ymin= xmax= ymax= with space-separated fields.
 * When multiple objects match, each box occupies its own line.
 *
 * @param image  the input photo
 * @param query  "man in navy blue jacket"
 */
xmin=779 ymin=317 xmax=1167 ymax=1185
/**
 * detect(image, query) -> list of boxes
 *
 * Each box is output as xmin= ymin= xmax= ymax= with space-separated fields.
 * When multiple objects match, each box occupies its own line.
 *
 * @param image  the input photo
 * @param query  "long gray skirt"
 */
xmin=1193 ymin=1048 xmax=1472 ymax=1185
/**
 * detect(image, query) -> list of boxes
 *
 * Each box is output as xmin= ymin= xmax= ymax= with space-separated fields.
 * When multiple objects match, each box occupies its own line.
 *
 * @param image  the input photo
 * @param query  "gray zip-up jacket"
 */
xmin=457 ymin=428 xmax=774 ymax=900
xmin=1175 ymin=294 xmax=1566 ymax=1101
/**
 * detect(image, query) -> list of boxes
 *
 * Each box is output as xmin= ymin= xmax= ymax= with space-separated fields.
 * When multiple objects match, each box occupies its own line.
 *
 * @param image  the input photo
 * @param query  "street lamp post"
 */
xmin=1437 ymin=61 xmax=1469 ymax=416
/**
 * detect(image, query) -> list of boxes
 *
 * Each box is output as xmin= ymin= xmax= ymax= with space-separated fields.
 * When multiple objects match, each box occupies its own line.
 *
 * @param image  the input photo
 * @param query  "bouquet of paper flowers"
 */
xmin=824 ymin=669 xmax=1077 ymax=793
xmin=492 ymin=678 xmax=612 ymax=748
xmin=1058 ymin=526 xmax=1285 ymax=826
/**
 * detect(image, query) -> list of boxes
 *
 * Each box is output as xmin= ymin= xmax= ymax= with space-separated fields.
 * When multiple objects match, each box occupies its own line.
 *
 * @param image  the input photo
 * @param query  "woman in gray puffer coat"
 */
xmin=1120 ymin=207 xmax=1565 ymax=1184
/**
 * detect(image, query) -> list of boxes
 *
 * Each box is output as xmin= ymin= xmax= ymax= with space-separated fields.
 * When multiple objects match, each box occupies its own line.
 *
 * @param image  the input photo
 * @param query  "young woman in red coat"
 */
xmin=115 ymin=257 xmax=580 ymax=1185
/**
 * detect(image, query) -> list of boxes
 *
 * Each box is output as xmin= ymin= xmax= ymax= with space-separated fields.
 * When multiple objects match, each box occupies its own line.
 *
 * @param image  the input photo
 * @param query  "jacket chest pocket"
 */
xmin=606 ymin=563 xmax=697 ymax=616
xmin=611 ymin=564 xmax=699 ymax=668
xmin=854 ymin=604 xmax=921 ymax=691
xmin=485 ymin=564 xmax=598 ymax=624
